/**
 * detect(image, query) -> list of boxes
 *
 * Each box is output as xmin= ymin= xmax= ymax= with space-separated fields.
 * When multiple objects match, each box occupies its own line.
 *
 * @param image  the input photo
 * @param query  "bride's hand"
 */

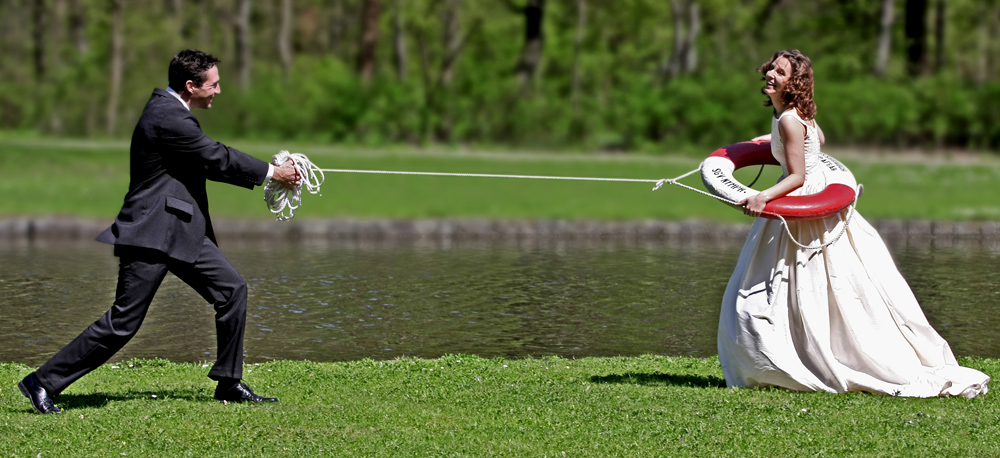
xmin=740 ymin=192 xmax=769 ymax=218
xmin=751 ymin=134 xmax=771 ymax=142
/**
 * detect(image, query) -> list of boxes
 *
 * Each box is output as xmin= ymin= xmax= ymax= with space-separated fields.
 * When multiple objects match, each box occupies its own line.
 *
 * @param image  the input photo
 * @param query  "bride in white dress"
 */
xmin=717 ymin=49 xmax=990 ymax=398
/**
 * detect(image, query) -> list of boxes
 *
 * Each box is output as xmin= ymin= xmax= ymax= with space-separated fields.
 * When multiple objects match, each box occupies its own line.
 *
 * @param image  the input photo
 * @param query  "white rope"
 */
xmin=318 ymin=168 xmax=664 ymax=184
xmin=264 ymin=152 xmax=676 ymax=221
xmin=263 ymin=152 xmax=860 ymax=251
xmin=773 ymin=193 xmax=858 ymax=251
xmin=263 ymin=151 xmax=326 ymax=221
xmin=653 ymin=169 xmax=734 ymax=202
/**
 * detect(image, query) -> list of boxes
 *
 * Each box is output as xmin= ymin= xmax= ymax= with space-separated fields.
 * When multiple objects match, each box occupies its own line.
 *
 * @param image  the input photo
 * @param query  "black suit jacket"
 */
xmin=97 ymin=88 xmax=269 ymax=263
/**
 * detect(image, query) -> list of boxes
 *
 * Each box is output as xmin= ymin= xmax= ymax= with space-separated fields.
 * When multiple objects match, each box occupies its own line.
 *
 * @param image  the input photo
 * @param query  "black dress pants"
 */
xmin=35 ymin=237 xmax=248 ymax=395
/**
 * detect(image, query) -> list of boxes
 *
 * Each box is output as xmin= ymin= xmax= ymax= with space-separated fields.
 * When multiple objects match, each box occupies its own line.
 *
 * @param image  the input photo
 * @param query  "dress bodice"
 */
xmin=770 ymin=110 xmax=824 ymax=194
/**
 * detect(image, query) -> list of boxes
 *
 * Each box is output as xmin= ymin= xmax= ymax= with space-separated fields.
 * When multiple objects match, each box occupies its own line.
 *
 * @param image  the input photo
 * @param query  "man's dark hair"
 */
xmin=168 ymin=49 xmax=221 ymax=92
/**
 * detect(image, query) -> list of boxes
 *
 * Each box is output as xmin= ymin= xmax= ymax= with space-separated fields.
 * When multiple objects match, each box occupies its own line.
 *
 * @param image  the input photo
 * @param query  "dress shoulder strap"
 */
xmin=777 ymin=109 xmax=815 ymax=129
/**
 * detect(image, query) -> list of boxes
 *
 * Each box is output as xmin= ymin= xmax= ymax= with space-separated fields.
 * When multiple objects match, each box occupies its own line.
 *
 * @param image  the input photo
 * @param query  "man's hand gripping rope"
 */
xmin=263 ymin=151 xmax=325 ymax=221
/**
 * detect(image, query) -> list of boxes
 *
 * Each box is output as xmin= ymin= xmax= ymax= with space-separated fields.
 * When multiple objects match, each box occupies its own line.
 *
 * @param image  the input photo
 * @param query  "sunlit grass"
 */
xmin=2 ymin=356 xmax=997 ymax=457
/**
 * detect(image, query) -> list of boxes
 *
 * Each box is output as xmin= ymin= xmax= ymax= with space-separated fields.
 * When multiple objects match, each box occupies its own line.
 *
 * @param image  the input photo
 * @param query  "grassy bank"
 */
xmin=4 ymin=138 xmax=1000 ymax=223
xmin=2 ymin=356 xmax=996 ymax=457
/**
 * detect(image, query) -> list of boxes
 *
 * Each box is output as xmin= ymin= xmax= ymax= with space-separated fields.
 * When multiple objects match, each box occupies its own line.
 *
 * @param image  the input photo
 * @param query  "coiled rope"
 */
xmin=264 ymin=152 xmax=858 ymax=250
xmin=263 ymin=151 xmax=326 ymax=221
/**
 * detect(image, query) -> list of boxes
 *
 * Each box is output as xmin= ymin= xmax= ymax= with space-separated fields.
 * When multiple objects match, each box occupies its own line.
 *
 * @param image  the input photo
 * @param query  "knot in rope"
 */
xmin=652 ymin=178 xmax=676 ymax=191
xmin=263 ymin=151 xmax=325 ymax=221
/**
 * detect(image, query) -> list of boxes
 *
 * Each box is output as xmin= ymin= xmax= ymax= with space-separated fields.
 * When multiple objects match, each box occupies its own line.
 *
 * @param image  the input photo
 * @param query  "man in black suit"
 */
xmin=18 ymin=49 xmax=300 ymax=414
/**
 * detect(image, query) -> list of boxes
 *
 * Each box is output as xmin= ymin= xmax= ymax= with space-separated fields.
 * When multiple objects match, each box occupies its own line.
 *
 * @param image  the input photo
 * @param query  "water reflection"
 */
xmin=2 ymin=233 xmax=998 ymax=366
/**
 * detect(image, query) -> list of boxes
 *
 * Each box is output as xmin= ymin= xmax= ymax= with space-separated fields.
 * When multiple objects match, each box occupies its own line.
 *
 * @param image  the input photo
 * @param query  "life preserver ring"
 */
xmin=700 ymin=140 xmax=858 ymax=221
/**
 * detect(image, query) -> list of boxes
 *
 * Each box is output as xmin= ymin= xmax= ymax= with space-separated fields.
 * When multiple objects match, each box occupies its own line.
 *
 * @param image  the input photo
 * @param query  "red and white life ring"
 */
xmin=700 ymin=140 xmax=858 ymax=221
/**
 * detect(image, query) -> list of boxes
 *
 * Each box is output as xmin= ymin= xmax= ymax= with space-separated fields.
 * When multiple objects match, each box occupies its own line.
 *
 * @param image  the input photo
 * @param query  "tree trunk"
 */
xmin=975 ymin=3 xmax=997 ymax=84
xmin=439 ymin=0 xmax=461 ymax=87
xmin=413 ymin=24 xmax=433 ymax=144
xmin=933 ymin=0 xmax=945 ymax=72
xmin=357 ymin=0 xmax=381 ymax=85
xmin=173 ymin=0 xmax=184 ymax=17
xmin=412 ymin=1 xmax=479 ymax=143
xmin=435 ymin=0 xmax=464 ymax=141
xmin=904 ymin=0 xmax=928 ymax=77
xmin=414 ymin=26 xmax=432 ymax=92
xmin=662 ymin=0 xmax=684 ymax=79
xmin=234 ymin=0 xmax=252 ymax=89
xmin=329 ymin=1 xmax=345 ymax=58
xmin=195 ymin=0 xmax=211 ymax=48
xmin=69 ymin=0 xmax=88 ymax=55
xmin=52 ymin=0 xmax=66 ymax=58
xmin=514 ymin=0 xmax=545 ymax=91
xmin=684 ymin=1 xmax=699 ymax=74
xmin=989 ymin=4 xmax=1000 ymax=83
xmin=661 ymin=0 xmax=697 ymax=80
xmin=570 ymin=0 xmax=586 ymax=115
xmin=278 ymin=0 xmax=293 ymax=81
xmin=107 ymin=0 xmax=124 ymax=136
xmin=874 ymin=0 xmax=894 ymax=78
xmin=393 ymin=0 xmax=407 ymax=81
xmin=169 ymin=0 xmax=187 ymax=38
xmin=31 ymin=0 xmax=46 ymax=80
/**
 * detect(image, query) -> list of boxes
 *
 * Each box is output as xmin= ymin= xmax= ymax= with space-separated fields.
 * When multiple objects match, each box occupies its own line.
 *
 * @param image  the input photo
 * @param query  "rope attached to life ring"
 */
xmin=263 ymin=152 xmax=859 ymax=250
xmin=654 ymin=168 xmax=861 ymax=251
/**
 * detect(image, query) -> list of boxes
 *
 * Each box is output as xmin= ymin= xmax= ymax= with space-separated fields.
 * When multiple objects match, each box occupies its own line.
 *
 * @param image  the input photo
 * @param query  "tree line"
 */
xmin=1 ymin=0 xmax=998 ymax=152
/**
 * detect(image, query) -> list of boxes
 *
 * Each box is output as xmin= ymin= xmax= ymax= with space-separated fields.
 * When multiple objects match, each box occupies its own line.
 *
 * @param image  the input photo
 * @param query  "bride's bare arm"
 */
xmin=739 ymin=117 xmax=807 ymax=217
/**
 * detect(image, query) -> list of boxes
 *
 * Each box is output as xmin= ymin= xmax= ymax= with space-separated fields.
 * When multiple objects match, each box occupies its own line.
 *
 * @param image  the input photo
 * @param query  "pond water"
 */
xmin=2 ymin=234 xmax=999 ymax=366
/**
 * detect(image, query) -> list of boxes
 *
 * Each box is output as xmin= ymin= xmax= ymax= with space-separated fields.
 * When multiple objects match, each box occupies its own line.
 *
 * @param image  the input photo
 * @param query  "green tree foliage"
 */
xmin=1 ymin=0 xmax=998 ymax=152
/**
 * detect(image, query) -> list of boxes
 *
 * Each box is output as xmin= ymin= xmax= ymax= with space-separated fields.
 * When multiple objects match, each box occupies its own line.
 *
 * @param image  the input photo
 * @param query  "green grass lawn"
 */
xmin=4 ymin=138 xmax=1000 ymax=222
xmin=2 ymin=356 xmax=997 ymax=457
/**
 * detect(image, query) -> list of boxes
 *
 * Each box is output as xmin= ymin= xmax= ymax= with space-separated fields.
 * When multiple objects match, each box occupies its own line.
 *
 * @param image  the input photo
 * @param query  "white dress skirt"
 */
xmin=717 ymin=111 xmax=990 ymax=398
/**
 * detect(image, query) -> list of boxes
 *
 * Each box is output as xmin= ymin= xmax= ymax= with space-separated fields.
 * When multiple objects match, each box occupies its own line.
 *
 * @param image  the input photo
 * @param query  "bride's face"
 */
xmin=763 ymin=57 xmax=793 ymax=99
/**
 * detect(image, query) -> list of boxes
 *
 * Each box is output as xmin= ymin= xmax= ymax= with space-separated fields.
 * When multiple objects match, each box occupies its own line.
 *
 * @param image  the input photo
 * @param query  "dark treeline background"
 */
xmin=2 ymin=0 xmax=999 ymax=153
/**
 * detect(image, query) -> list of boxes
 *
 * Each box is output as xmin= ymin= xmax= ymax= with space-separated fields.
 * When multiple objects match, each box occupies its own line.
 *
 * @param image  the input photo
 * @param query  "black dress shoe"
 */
xmin=214 ymin=382 xmax=279 ymax=403
xmin=18 ymin=373 xmax=62 ymax=414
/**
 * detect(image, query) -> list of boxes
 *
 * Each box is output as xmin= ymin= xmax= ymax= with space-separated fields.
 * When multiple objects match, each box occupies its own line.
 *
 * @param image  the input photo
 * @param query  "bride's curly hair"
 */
xmin=758 ymin=49 xmax=817 ymax=120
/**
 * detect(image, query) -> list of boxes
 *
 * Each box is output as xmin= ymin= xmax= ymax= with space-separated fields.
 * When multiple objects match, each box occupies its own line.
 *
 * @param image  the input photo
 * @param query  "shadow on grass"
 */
xmin=590 ymin=372 xmax=726 ymax=388
xmin=52 ymin=387 xmax=211 ymax=410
